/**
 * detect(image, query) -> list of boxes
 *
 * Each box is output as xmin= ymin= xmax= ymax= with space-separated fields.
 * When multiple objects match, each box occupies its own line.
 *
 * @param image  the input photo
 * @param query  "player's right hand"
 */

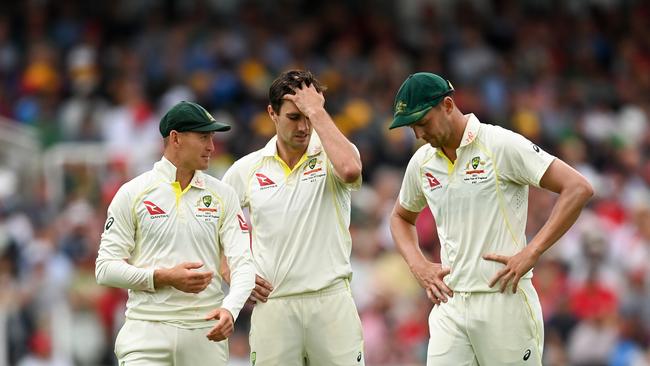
xmin=411 ymin=260 xmax=453 ymax=305
xmin=248 ymin=275 xmax=273 ymax=304
xmin=154 ymin=262 xmax=214 ymax=293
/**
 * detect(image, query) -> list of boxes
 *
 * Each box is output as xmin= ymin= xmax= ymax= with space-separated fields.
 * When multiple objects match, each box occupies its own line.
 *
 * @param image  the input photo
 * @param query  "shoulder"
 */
xmin=117 ymin=169 xmax=157 ymax=198
xmin=204 ymin=175 xmax=241 ymax=203
xmin=410 ymin=144 xmax=436 ymax=165
xmin=476 ymin=123 xmax=522 ymax=150
xmin=228 ymin=149 xmax=266 ymax=175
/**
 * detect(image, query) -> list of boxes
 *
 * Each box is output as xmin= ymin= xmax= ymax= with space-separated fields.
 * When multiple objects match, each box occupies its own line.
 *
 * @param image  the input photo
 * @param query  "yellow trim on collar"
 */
xmin=274 ymin=153 xmax=309 ymax=178
xmin=171 ymin=181 xmax=192 ymax=207
xmin=436 ymin=150 xmax=455 ymax=175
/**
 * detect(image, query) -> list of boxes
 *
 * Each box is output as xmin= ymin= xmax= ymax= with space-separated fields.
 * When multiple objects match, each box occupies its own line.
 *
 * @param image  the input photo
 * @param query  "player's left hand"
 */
xmin=483 ymin=246 xmax=540 ymax=293
xmin=283 ymin=82 xmax=325 ymax=119
xmin=204 ymin=308 xmax=234 ymax=342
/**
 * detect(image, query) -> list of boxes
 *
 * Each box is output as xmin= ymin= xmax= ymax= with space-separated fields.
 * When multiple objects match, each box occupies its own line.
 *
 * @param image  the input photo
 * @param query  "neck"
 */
xmin=163 ymin=153 xmax=194 ymax=189
xmin=276 ymin=140 xmax=306 ymax=170
xmin=441 ymin=113 xmax=470 ymax=163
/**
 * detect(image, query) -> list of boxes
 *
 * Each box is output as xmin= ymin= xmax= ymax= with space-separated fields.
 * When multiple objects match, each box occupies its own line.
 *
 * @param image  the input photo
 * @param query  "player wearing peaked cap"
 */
xmin=389 ymin=73 xmax=593 ymax=365
xmin=96 ymin=101 xmax=255 ymax=365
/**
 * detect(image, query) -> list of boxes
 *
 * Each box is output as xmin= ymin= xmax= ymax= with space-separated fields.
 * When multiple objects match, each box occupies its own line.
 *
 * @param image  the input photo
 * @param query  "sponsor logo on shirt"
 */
xmin=255 ymin=173 xmax=277 ymax=189
xmin=104 ymin=217 xmax=114 ymax=231
xmin=237 ymin=214 xmax=249 ymax=232
xmin=143 ymin=200 xmax=168 ymax=218
xmin=424 ymin=172 xmax=442 ymax=191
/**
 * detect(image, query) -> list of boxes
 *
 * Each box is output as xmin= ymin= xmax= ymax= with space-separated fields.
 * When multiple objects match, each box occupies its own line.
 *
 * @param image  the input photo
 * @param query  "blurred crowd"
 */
xmin=0 ymin=0 xmax=649 ymax=365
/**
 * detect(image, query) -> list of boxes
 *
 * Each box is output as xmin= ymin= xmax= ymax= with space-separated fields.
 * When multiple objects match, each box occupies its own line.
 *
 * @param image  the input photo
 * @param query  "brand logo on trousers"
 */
xmin=143 ymin=200 xmax=166 ymax=215
xmin=357 ymin=351 xmax=362 ymax=362
xmin=523 ymin=349 xmax=531 ymax=361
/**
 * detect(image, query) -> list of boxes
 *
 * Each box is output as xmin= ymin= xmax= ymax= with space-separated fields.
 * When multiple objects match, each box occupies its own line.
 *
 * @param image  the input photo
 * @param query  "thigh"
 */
xmin=427 ymin=299 xmax=478 ymax=366
xmin=304 ymin=291 xmax=365 ymax=366
xmin=249 ymin=299 xmax=304 ymax=366
xmin=175 ymin=327 xmax=228 ymax=366
xmin=115 ymin=320 xmax=173 ymax=366
xmin=469 ymin=282 xmax=544 ymax=366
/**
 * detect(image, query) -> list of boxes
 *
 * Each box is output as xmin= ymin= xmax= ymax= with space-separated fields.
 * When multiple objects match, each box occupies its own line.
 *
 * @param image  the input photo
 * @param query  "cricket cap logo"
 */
xmin=395 ymin=100 xmax=407 ymax=114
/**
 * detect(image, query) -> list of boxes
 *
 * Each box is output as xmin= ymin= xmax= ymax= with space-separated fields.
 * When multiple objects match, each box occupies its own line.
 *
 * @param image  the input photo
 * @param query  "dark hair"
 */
xmin=268 ymin=70 xmax=326 ymax=113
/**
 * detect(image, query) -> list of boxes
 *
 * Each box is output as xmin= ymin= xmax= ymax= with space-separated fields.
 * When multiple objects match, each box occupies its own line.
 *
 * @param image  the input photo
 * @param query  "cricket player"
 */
xmin=222 ymin=70 xmax=365 ymax=365
xmin=388 ymin=73 xmax=593 ymax=365
xmin=96 ymin=101 xmax=255 ymax=365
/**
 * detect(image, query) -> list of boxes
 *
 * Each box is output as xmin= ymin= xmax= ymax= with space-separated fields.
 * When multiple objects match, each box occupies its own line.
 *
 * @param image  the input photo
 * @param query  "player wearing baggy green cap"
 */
xmin=389 ymin=72 xmax=594 ymax=365
xmin=96 ymin=101 xmax=255 ymax=365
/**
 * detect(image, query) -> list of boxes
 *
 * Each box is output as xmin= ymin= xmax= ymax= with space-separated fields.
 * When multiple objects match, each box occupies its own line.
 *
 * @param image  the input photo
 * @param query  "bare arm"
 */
xmin=484 ymin=159 xmax=594 ymax=292
xmin=390 ymin=201 xmax=453 ymax=304
xmin=284 ymin=83 xmax=362 ymax=183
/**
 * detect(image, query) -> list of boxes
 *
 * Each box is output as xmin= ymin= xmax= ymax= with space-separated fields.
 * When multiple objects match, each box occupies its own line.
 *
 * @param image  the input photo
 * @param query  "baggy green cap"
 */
xmin=389 ymin=73 xmax=454 ymax=129
xmin=159 ymin=101 xmax=231 ymax=137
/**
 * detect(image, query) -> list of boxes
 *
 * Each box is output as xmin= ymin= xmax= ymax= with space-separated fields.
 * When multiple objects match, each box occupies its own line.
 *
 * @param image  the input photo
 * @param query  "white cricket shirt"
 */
xmin=399 ymin=114 xmax=555 ymax=292
xmin=96 ymin=157 xmax=255 ymax=327
xmin=222 ymin=133 xmax=361 ymax=297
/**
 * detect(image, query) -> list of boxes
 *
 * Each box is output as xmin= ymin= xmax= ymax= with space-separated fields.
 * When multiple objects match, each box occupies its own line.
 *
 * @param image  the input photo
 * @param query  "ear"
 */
xmin=169 ymin=130 xmax=181 ymax=146
xmin=443 ymin=97 xmax=454 ymax=114
xmin=267 ymin=105 xmax=278 ymax=124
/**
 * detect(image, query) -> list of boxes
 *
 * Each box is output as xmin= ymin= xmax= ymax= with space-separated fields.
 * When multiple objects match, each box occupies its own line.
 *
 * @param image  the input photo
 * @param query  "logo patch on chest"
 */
xmin=301 ymin=157 xmax=326 ymax=182
xmin=463 ymin=156 xmax=490 ymax=184
xmin=194 ymin=195 xmax=220 ymax=222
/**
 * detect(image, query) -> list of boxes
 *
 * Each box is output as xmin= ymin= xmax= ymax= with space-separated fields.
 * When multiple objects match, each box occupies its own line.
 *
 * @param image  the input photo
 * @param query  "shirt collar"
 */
xmin=459 ymin=113 xmax=481 ymax=148
xmin=261 ymin=132 xmax=323 ymax=158
xmin=153 ymin=156 xmax=207 ymax=189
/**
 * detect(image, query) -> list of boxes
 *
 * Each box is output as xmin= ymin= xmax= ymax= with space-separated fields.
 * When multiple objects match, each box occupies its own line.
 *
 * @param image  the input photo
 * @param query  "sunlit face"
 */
xmin=410 ymin=103 xmax=453 ymax=148
xmin=175 ymin=131 xmax=216 ymax=171
xmin=268 ymin=100 xmax=312 ymax=153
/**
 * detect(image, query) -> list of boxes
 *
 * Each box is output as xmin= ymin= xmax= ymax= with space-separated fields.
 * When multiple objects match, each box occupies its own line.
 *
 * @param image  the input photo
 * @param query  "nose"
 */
xmin=206 ymin=136 xmax=214 ymax=152
xmin=298 ymin=117 xmax=310 ymax=132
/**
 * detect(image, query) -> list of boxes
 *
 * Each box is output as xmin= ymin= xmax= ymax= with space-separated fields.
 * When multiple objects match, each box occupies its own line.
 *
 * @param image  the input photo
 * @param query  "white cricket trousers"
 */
xmin=427 ymin=279 xmax=544 ymax=366
xmin=114 ymin=319 xmax=228 ymax=365
xmin=249 ymin=279 xmax=365 ymax=366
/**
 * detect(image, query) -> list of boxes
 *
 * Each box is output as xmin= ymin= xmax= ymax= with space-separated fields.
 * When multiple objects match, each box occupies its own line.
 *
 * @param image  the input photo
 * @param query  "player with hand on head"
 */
xmin=222 ymin=70 xmax=365 ymax=366
xmin=388 ymin=73 xmax=593 ymax=365
xmin=96 ymin=101 xmax=255 ymax=365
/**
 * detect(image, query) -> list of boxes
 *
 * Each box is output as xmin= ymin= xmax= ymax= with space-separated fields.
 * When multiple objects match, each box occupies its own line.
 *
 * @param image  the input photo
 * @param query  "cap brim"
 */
xmin=190 ymin=121 xmax=231 ymax=132
xmin=389 ymin=106 xmax=432 ymax=130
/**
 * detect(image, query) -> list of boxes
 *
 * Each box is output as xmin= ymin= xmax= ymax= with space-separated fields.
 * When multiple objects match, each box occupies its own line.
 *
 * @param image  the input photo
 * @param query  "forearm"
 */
xmin=95 ymin=257 xmax=155 ymax=292
xmin=528 ymin=185 xmax=593 ymax=257
xmin=308 ymin=109 xmax=361 ymax=182
xmin=390 ymin=213 xmax=428 ymax=269
xmin=221 ymin=254 xmax=255 ymax=321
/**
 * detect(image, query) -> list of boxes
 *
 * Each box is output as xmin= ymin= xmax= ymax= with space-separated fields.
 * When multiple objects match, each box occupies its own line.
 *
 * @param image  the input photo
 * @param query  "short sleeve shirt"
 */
xmin=399 ymin=114 xmax=555 ymax=292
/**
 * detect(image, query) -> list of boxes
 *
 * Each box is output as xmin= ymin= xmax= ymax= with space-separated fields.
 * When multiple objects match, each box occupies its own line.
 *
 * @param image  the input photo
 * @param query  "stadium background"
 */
xmin=0 ymin=0 xmax=649 ymax=365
